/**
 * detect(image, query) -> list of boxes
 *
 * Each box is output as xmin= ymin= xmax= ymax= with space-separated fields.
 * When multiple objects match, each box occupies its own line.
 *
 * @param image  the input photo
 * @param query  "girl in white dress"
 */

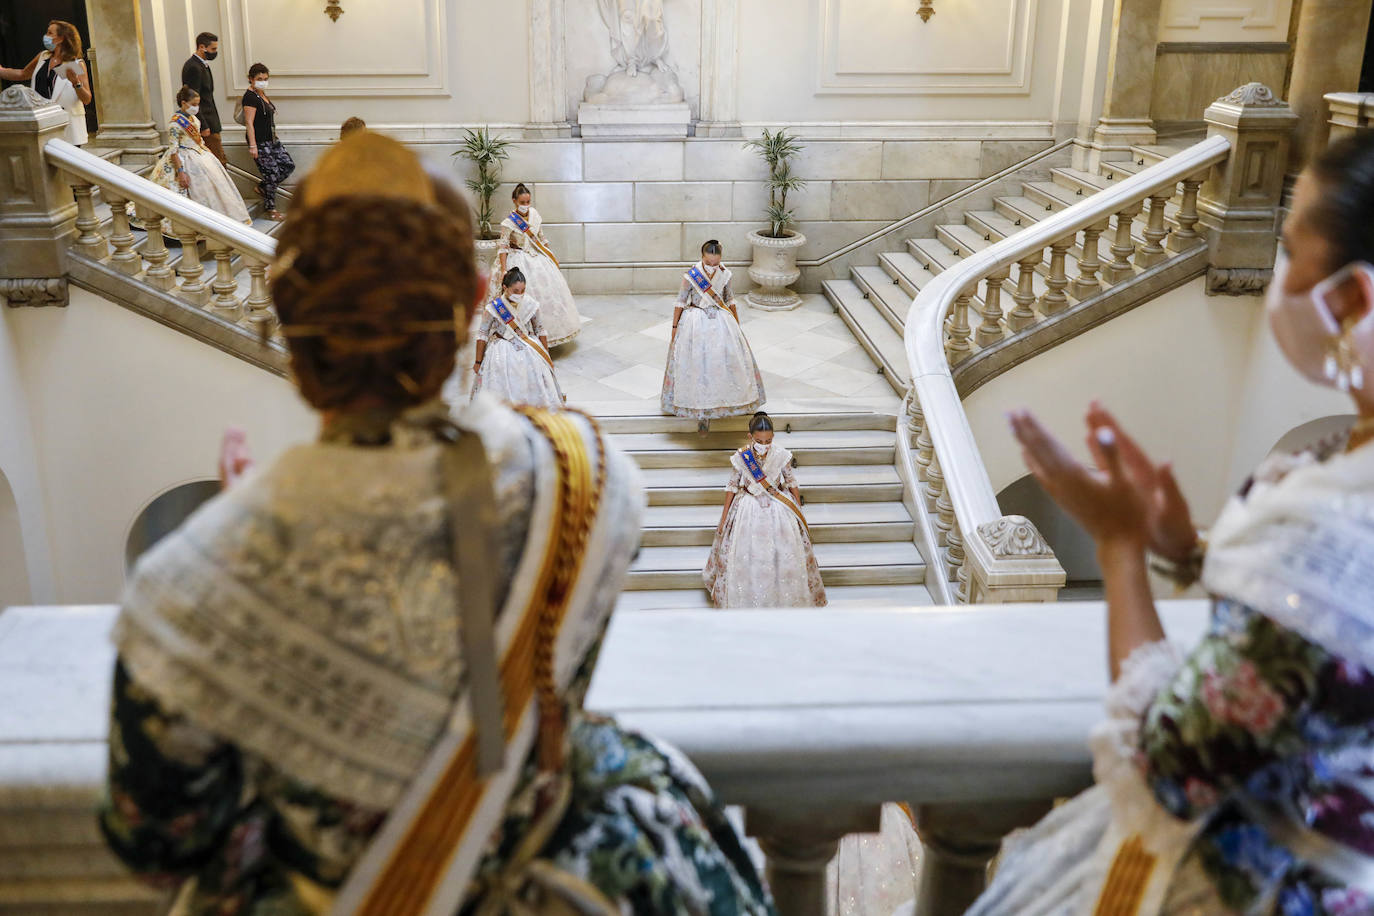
xmin=486 ymin=183 xmax=581 ymax=346
xmin=472 ymin=267 xmax=564 ymax=408
xmin=704 ymin=412 xmax=827 ymax=608
xmin=150 ymin=86 xmax=251 ymax=224
xmin=662 ymin=240 xmax=766 ymax=434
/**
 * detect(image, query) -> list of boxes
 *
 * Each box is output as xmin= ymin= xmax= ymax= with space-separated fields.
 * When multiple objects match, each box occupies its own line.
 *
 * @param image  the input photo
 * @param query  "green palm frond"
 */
xmin=453 ymin=127 xmax=514 ymax=239
xmin=744 ymin=129 xmax=806 ymax=237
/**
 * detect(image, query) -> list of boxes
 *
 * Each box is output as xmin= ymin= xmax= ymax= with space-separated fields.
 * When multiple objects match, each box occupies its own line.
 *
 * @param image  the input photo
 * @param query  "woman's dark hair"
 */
xmin=502 ymin=267 xmax=526 ymax=289
xmin=512 ymin=183 xmax=531 ymax=201
xmin=749 ymin=411 xmax=773 ymax=434
xmin=271 ymin=176 xmax=479 ymax=411
xmin=702 ymin=239 xmax=723 ymax=256
xmin=47 ymin=20 xmax=82 ymax=59
xmin=1307 ymin=131 xmax=1374 ymax=273
xmin=248 ymin=62 xmax=269 ymax=80
xmin=175 ymin=85 xmax=199 ymax=106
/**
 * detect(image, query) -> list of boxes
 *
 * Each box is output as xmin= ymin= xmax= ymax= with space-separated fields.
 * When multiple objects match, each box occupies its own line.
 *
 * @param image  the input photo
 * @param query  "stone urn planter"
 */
xmin=475 ymin=236 xmax=499 ymax=264
xmin=745 ymin=229 xmax=806 ymax=311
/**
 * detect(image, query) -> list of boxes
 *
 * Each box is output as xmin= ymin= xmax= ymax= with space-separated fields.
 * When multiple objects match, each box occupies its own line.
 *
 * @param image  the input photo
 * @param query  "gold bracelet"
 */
xmin=1147 ymin=530 xmax=1207 ymax=590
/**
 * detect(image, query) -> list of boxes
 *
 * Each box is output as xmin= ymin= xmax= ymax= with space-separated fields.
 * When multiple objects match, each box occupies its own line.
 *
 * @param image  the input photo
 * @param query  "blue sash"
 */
xmin=508 ymin=211 xmax=559 ymax=266
xmin=173 ymin=112 xmax=196 ymax=135
xmin=737 ymin=448 xmax=808 ymax=531
xmin=508 ymin=211 xmax=531 ymax=235
xmin=488 ymin=298 xmax=559 ymax=383
xmin=685 ymin=266 xmax=735 ymax=320
xmin=492 ymin=296 xmax=517 ymax=325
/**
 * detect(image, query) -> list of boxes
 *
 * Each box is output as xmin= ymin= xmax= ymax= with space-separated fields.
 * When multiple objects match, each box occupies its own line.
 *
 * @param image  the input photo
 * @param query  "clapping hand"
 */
xmin=1008 ymin=403 xmax=1195 ymax=557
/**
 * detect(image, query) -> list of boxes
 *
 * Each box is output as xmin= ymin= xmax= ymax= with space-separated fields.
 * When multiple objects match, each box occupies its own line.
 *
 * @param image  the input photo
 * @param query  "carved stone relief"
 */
xmin=2 ymin=278 xmax=69 ymax=308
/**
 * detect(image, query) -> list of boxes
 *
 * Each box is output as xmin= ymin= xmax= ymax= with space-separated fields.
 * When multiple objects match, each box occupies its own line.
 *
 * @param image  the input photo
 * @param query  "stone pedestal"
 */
xmin=1088 ymin=0 xmax=1164 ymax=168
xmin=85 ymin=0 xmax=161 ymax=162
xmin=1287 ymin=0 xmax=1374 ymax=175
xmin=0 ymin=88 xmax=76 ymax=306
xmin=1198 ymin=83 xmax=1297 ymax=295
xmin=577 ymin=102 xmax=692 ymax=138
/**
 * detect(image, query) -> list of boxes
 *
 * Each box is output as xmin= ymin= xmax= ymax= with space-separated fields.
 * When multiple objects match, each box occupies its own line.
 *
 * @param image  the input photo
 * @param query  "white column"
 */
xmin=696 ymin=0 xmax=741 ymax=137
xmin=527 ymin=0 xmax=571 ymax=137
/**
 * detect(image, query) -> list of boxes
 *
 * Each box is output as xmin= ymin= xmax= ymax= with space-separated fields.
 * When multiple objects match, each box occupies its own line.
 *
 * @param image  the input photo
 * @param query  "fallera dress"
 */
xmin=486 ymin=206 xmax=582 ymax=346
xmin=471 ymin=294 xmax=564 ymax=409
xmin=150 ymin=111 xmax=251 ymax=224
xmin=703 ymin=443 xmax=827 ymax=608
xmin=661 ymin=262 xmax=766 ymax=420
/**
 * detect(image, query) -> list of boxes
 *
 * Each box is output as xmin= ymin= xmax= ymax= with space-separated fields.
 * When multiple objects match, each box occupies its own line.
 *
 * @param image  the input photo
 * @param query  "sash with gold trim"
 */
xmin=330 ymin=408 xmax=613 ymax=916
xmin=737 ymin=447 xmax=808 ymax=533
xmin=509 ymin=210 xmax=560 ymax=268
xmin=489 ymin=297 xmax=558 ymax=371
xmin=685 ymin=265 xmax=738 ymax=322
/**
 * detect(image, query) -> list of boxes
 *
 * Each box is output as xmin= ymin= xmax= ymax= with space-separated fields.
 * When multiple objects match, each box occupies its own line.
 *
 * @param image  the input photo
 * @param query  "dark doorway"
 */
xmin=1362 ymin=1 xmax=1374 ymax=93
xmin=0 ymin=0 xmax=98 ymax=135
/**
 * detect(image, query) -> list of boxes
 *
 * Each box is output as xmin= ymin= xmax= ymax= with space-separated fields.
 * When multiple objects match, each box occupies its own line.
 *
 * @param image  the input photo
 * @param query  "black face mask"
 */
xmin=203 ymin=50 xmax=218 ymax=61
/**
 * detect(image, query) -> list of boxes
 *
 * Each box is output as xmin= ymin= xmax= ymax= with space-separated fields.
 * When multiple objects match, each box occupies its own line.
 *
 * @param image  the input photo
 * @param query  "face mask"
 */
xmin=1266 ymin=251 xmax=1374 ymax=390
xmin=254 ymin=80 xmax=269 ymax=90
xmin=517 ymin=205 xmax=530 ymax=215
xmin=204 ymin=50 xmax=218 ymax=61
xmin=508 ymin=292 xmax=523 ymax=303
xmin=752 ymin=442 xmax=770 ymax=455
xmin=42 ymin=35 xmax=55 ymax=51
xmin=186 ymin=105 xmax=199 ymax=116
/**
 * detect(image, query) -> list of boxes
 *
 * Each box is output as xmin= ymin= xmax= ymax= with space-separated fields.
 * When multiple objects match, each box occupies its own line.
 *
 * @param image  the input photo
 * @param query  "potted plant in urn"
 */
xmin=454 ymin=127 xmax=514 ymax=259
xmin=743 ymin=129 xmax=807 ymax=310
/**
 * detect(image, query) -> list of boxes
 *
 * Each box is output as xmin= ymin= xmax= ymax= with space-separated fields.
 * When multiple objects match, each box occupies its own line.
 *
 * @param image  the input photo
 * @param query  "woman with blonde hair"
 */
xmin=100 ymin=132 xmax=774 ymax=916
xmin=0 ymin=20 xmax=92 ymax=146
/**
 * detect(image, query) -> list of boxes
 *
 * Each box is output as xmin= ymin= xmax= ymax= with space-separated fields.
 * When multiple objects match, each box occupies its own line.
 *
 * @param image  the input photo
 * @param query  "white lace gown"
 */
xmin=471 ymin=299 xmax=563 ymax=409
xmin=828 ymin=805 xmax=923 ymax=916
xmin=661 ymin=265 xmax=766 ymax=420
xmin=486 ymin=208 xmax=581 ymax=346
xmin=150 ymin=112 xmax=251 ymax=224
xmin=703 ymin=447 xmax=826 ymax=608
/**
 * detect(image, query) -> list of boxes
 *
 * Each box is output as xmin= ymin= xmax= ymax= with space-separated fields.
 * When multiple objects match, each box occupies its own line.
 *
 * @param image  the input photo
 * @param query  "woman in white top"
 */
xmin=0 ymin=20 xmax=92 ymax=146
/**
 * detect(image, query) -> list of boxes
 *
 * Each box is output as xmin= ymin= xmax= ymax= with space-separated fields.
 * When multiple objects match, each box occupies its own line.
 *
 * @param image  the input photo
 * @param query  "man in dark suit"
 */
xmin=180 ymin=31 xmax=225 ymax=165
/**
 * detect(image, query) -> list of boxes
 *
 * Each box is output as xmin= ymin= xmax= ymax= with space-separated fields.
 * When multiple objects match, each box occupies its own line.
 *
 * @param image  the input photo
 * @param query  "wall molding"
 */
xmin=1162 ymin=0 xmax=1284 ymax=29
xmin=1156 ymin=41 xmax=1289 ymax=53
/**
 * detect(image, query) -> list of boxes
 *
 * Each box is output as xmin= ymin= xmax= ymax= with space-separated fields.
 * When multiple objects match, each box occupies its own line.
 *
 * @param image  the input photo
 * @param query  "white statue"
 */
xmin=584 ymin=0 xmax=685 ymax=106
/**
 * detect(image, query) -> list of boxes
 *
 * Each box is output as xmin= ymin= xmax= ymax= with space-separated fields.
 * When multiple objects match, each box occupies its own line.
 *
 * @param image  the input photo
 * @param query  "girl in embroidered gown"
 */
xmin=704 ymin=412 xmax=826 ymax=608
xmin=662 ymin=240 xmax=767 ymax=435
xmin=965 ymin=131 xmax=1374 ymax=916
xmin=472 ymin=267 xmax=564 ymax=408
xmin=99 ymin=133 xmax=774 ymax=916
xmin=486 ymin=183 xmax=581 ymax=347
xmin=150 ymin=85 xmax=251 ymax=224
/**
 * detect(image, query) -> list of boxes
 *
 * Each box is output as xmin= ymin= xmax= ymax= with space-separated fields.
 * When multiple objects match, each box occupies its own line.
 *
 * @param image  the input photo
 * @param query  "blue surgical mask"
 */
xmin=42 ymin=35 xmax=56 ymax=51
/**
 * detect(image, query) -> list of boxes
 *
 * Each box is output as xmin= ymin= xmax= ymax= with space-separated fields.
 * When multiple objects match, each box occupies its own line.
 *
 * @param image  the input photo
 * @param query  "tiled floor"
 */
xmin=551 ymin=293 xmax=902 ymax=411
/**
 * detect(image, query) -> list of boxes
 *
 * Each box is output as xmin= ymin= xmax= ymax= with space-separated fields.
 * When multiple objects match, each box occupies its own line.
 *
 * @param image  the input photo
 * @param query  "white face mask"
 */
xmin=1266 ymin=251 xmax=1374 ymax=391
xmin=507 ymin=292 xmax=523 ymax=303
xmin=186 ymin=104 xmax=199 ymax=116
xmin=752 ymin=441 xmax=770 ymax=455
xmin=254 ymin=80 xmax=269 ymax=90
xmin=517 ymin=205 xmax=530 ymax=215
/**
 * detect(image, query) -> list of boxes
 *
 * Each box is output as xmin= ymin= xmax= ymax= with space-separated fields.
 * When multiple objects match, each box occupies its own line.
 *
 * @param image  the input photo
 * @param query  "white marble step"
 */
xmin=642 ymin=501 xmax=914 ymax=546
xmin=597 ymin=412 xmax=895 ymax=435
xmin=820 ymin=279 xmax=910 ymax=393
xmin=621 ymin=428 xmax=896 ymax=469
xmin=614 ymin=583 xmax=936 ymax=613
xmin=0 ymin=877 xmax=162 ymax=915
xmin=627 ymin=541 xmax=924 ymax=589
xmin=877 ymin=251 xmax=931 ymax=302
xmin=851 ymin=265 xmax=911 ymax=333
xmin=641 ymin=463 xmax=903 ymax=505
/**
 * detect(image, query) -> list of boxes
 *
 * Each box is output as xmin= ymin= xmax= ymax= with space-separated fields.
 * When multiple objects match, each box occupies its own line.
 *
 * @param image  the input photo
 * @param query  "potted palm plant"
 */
xmin=454 ymin=127 xmax=514 ymax=260
xmin=743 ymin=129 xmax=807 ymax=310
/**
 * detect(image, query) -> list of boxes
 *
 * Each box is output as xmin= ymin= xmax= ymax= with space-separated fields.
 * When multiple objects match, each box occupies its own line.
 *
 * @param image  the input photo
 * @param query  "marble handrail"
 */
xmin=902 ymin=134 xmax=1231 ymax=602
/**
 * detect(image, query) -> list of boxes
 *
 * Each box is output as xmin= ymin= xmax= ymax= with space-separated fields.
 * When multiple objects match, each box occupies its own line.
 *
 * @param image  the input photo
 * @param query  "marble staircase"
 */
xmin=603 ymin=411 xmax=932 ymax=613
xmin=824 ymin=141 xmax=1197 ymax=393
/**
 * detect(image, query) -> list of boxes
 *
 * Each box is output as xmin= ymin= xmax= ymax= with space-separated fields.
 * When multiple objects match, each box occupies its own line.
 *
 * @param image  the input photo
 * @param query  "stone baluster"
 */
xmin=913 ymin=801 xmax=1055 ymax=916
xmin=945 ymin=512 xmax=965 ymax=586
xmin=70 ymin=181 xmax=108 ymax=259
xmin=1037 ymin=237 xmax=1072 ymax=315
xmin=914 ymin=412 xmax=935 ymax=481
xmin=923 ymin=451 xmax=944 ymax=515
xmin=102 ymin=193 xmax=140 ymax=275
xmin=930 ymin=455 xmax=952 ymax=548
xmin=243 ymin=259 xmax=275 ymax=335
xmin=1167 ymin=178 xmax=1204 ymax=252
xmin=1006 ymin=253 xmax=1041 ymax=332
xmin=172 ymin=223 xmax=209 ymax=306
xmin=944 ymin=287 xmax=974 ymax=364
xmin=1135 ymin=193 xmax=1170 ymax=267
xmin=974 ymin=267 xmax=1010 ymax=347
xmin=749 ymin=807 xmax=882 ymax=916
xmin=1071 ymin=221 xmax=1108 ymax=298
xmin=136 ymin=206 xmax=176 ymax=291
xmin=1106 ymin=202 xmax=1142 ymax=282
xmin=206 ymin=240 xmax=243 ymax=320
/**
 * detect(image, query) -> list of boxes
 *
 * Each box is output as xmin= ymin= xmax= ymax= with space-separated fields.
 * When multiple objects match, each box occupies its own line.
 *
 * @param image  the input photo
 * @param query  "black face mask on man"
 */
xmin=202 ymin=50 xmax=218 ymax=61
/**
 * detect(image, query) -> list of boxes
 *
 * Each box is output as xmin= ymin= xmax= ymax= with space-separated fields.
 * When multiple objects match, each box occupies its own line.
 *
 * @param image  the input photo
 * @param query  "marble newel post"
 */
xmin=1197 ymin=84 xmax=1297 ymax=295
xmin=0 ymin=88 xmax=76 ymax=308
xmin=1089 ymin=0 xmax=1164 ymax=168
xmin=528 ymin=0 xmax=572 ymax=137
xmin=85 ymin=0 xmax=161 ymax=163
xmin=1286 ymin=0 xmax=1374 ymax=175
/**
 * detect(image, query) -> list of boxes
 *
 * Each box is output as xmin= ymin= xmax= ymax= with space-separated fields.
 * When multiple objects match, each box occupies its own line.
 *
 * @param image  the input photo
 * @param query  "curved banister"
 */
xmin=44 ymin=138 xmax=277 ymax=261
xmin=902 ymin=134 xmax=1231 ymax=599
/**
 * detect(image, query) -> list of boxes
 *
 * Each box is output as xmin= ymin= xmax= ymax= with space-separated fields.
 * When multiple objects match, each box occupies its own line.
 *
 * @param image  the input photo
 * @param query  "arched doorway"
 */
xmin=997 ymin=474 xmax=1102 ymax=601
xmin=124 ymin=480 xmax=220 ymax=572
xmin=0 ymin=469 xmax=31 ymax=609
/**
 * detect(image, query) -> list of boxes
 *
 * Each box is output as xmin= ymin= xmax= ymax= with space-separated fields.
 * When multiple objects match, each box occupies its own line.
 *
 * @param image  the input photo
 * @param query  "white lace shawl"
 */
xmin=113 ymin=395 xmax=644 ymax=808
xmin=684 ymin=261 xmax=732 ymax=309
xmin=730 ymin=445 xmax=794 ymax=498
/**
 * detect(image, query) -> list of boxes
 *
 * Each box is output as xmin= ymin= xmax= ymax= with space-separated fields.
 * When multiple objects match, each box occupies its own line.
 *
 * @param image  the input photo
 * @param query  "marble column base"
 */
xmin=577 ymin=102 xmax=692 ymax=138
xmin=1088 ymin=117 xmax=1157 ymax=169
xmin=521 ymin=121 xmax=575 ymax=139
xmin=695 ymin=119 xmax=744 ymax=138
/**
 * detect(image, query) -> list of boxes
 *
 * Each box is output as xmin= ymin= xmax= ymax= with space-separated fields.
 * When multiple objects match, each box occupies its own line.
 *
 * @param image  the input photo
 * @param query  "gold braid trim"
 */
xmin=1091 ymin=834 xmax=1157 ymax=916
xmin=355 ymin=408 xmax=607 ymax=916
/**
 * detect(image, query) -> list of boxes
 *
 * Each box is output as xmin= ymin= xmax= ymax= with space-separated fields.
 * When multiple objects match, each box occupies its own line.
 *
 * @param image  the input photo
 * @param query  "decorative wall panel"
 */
xmin=817 ymin=0 xmax=1038 ymax=94
xmin=1158 ymin=0 xmax=1293 ymax=42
